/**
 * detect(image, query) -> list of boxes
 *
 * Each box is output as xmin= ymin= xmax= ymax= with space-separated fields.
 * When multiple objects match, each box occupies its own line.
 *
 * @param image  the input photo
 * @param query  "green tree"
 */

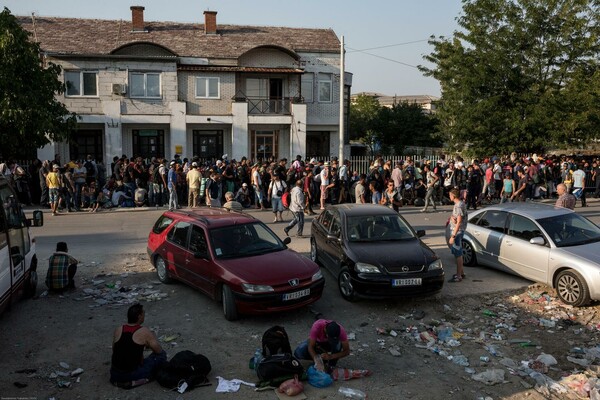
xmin=380 ymin=102 xmax=441 ymax=154
xmin=421 ymin=0 xmax=600 ymax=155
xmin=0 ymin=7 xmax=77 ymax=159
xmin=349 ymin=94 xmax=383 ymax=142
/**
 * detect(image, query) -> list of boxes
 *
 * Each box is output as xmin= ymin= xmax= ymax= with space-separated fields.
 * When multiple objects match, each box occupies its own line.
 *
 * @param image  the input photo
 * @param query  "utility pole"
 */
xmin=339 ymin=35 xmax=345 ymax=163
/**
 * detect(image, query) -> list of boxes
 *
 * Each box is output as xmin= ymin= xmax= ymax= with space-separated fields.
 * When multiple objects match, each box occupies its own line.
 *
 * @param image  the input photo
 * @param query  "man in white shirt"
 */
xmin=319 ymin=162 xmax=330 ymax=210
xmin=572 ymin=164 xmax=587 ymax=207
xmin=284 ymin=180 xmax=305 ymax=237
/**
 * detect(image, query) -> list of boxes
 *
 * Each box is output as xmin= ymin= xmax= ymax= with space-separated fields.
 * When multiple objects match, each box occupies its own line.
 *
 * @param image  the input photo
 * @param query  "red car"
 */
xmin=147 ymin=209 xmax=324 ymax=320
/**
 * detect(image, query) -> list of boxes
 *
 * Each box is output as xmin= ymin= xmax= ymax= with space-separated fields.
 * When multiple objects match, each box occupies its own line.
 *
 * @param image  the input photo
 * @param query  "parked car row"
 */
xmin=147 ymin=202 xmax=600 ymax=320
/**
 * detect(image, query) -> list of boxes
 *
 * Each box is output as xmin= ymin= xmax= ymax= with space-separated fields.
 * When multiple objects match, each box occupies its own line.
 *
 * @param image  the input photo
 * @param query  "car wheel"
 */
xmin=556 ymin=269 xmax=590 ymax=307
xmin=338 ymin=267 xmax=358 ymax=302
xmin=310 ymin=238 xmax=319 ymax=264
xmin=222 ymin=285 xmax=239 ymax=321
xmin=155 ymin=256 xmax=172 ymax=284
xmin=462 ymin=240 xmax=477 ymax=267
xmin=24 ymin=270 xmax=37 ymax=298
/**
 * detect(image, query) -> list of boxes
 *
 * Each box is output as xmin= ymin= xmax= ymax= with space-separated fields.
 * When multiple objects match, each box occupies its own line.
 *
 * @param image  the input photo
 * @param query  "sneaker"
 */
xmin=448 ymin=274 xmax=462 ymax=283
xmin=273 ymin=218 xmax=278 ymax=223
xmin=420 ymin=209 xmax=427 ymax=213
xmin=284 ymin=228 xmax=290 ymax=237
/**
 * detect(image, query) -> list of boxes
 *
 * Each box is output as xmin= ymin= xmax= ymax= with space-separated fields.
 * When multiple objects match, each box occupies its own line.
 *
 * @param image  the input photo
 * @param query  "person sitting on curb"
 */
xmin=223 ymin=191 xmax=243 ymax=212
xmin=45 ymin=241 xmax=78 ymax=292
xmin=110 ymin=303 xmax=167 ymax=389
xmin=294 ymin=319 xmax=350 ymax=372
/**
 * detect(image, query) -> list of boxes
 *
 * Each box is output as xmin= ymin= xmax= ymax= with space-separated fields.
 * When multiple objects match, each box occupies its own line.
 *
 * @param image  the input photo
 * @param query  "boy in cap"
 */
xmin=294 ymin=319 xmax=350 ymax=372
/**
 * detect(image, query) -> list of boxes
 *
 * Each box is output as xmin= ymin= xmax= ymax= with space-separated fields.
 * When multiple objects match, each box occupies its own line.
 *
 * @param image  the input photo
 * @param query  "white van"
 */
xmin=0 ymin=175 xmax=43 ymax=314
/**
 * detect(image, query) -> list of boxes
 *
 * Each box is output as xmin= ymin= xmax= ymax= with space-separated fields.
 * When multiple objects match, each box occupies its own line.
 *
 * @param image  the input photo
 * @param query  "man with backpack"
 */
xmin=84 ymin=155 xmax=97 ymax=185
xmin=294 ymin=319 xmax=350 ymax=372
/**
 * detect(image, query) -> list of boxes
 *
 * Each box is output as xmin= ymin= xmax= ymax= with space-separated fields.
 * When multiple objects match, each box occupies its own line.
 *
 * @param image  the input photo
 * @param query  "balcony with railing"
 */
xmin=247 ymin=97 xmax=292 ymax=115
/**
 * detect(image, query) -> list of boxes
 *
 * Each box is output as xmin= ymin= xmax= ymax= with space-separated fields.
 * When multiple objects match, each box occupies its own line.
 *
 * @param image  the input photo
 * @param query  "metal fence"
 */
xmin=308 ymin=155 xmax=441 ymax=176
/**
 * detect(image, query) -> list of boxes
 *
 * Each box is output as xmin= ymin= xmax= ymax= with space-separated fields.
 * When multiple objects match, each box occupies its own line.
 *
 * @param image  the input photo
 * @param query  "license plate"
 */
xmin=392 ymin=278 xmax=422 ymax=287
xmin=283 ymin=288 xmax=310 ymax=301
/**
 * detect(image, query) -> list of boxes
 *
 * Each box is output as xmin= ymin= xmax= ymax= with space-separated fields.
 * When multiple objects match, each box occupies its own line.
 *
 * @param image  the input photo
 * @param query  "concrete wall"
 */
xmin=178 ymin=71 xmax=235 ymax=115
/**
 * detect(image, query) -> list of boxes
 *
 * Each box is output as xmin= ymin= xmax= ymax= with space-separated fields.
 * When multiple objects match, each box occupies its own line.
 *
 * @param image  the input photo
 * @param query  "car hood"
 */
xmin=559 ymin=243 xmax=600 ymax=264
xmin=347 ymin=239 xmax=436 ymax=267
xmin=218 ymin=249 xmax=318 ymax=285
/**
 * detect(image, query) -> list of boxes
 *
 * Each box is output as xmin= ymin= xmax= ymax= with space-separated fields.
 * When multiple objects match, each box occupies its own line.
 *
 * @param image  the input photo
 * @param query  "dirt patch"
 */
xmin=1 ymin=254 xmax=600 ymax=399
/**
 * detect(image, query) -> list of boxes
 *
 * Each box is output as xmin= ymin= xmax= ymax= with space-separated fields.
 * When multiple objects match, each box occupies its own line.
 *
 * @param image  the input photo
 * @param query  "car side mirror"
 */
xmin=529 ymin=237 xmax=545 ymax=246
xmin=417 ymin=230 xmax=426 ymax=238
xmin=282 ymin=237 xmax=291 ymax=245
xmin=326 ymin=234 xmax=340 ymax=242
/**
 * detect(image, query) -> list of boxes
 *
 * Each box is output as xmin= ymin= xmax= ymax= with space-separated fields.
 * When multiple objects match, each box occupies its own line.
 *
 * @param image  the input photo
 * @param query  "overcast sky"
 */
xmin=4 ymin=0 xmax=463 ymax=97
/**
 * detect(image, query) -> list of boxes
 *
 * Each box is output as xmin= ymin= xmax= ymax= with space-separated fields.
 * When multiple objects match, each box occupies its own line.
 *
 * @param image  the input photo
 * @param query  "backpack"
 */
xmin=262 ymin=325 xmax=292 ymax=357
xmin=84 ymin=160 xmax=95 ymax=177
xmin=256 ymin=353 xmax=304 ymax=382
xmin=152 ymin=164 xmax=162 ymax=185
xmin=281 ymin=191 xmax=291 ymax=209
xmin=156 ymin=350 xmax=211 ymax=390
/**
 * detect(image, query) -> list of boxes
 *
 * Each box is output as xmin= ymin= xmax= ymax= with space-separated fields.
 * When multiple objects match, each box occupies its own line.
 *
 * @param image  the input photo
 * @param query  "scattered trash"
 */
xmin=472 ymin=369 xmax=505 ymax=385
xmin=70 ymin=368 xmax=84 ymax=377
xmin=59 ymin=362 xmax=70 ymax=369
xmin=57 ymin=380 xmax=72 ymax=388
xmin=338 ymin=386 xmax=367 ymax=399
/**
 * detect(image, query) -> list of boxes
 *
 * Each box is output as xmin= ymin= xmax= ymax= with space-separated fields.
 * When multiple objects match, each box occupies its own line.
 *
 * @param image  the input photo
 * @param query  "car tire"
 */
xmin=310 ymin=238 xmax=319 ymax=264
xmin=462 ymin=240 xmax=477 ymax=267
xmin=222 ymin=285 xmax=239 ymax=321
xmin=556 ymin=269 xmax=590 ymax=307
xmin=24 ymin=270 xmax=37 ymax=298
xmin=338 ymin=267 xmax=358 ymax=302
xmin=155 ymin=256 xmax=172 ymax=284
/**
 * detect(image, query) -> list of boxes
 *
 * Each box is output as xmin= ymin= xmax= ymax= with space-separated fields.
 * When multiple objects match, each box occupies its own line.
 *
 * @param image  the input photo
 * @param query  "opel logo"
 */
xmin=289 ymin=279 xmax=299 ymax=286
xmin=402 ymin=266 xmax=409 ymax=272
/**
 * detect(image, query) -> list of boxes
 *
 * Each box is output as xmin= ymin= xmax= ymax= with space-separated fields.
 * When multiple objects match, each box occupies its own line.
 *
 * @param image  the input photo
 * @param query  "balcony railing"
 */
xmin=247 ymin=97 xmax=291 ymax=115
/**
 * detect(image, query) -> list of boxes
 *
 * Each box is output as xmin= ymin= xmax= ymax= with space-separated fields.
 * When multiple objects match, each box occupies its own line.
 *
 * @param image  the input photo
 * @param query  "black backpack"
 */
xmin=156 ymin=350 xmax=211 ymax=390
xmin=256 ymin=353 xmax=304 ymax=382
xmin=262 ymin=325 xmax=292 ymax=357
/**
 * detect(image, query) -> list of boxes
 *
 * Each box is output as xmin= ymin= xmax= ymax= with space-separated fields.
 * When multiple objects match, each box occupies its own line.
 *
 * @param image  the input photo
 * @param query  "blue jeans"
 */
xmin=286 ymin=211 xmax=304 ymax=235
xmin=168 ymin=187 xmax=178 ymax=210
xmin=110 ymin=350 xmax=167 ymax=383
xmin=271 ymin=197 xmax=283 ymax=212
xmin=449 ymin=231 xmax=464 ymax=257
xmin=294 ymin=340 xmax=342 ymax=367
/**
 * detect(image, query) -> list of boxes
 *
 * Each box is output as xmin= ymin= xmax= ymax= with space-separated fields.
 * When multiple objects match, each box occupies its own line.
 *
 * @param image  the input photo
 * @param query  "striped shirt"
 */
xmin=46 ymin=252 xmax=77 ymax=290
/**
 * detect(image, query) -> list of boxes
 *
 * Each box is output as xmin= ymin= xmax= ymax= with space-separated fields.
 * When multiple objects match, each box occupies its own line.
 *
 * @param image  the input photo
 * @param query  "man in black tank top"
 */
xmin=110 ymin=304 xmax=167 ymax=388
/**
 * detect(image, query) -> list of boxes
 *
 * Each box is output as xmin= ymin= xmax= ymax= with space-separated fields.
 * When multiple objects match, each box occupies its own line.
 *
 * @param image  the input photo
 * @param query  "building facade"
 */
xmin=18 ymin=7 xmax=352 ymax=164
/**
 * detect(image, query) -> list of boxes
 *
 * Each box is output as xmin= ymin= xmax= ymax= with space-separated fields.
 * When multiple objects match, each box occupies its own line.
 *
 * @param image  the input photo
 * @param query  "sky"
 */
xmin=4 ymin=0 xmax=464 ymax=97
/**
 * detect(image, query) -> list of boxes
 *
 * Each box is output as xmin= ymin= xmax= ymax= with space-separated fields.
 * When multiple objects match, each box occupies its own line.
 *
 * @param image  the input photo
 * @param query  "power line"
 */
xmin=346 ymin=47 xmax=420 ymax=69
xmin=346 ymin=39 xmax=429 ymax=53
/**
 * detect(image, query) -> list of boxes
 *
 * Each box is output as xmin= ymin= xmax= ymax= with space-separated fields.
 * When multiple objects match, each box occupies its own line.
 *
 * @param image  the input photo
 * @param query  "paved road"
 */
xmin=28 ymin=197 xmax=600 ymax=301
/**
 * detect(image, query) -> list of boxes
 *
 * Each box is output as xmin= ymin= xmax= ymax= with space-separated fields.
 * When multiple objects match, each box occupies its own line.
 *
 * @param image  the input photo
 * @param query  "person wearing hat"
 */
xmin=46 ymin=164 xmax=62 ymax=216
xmin=186 ymin=162 xmax=201 ymax=208
xmin=235 ymin=182 xmax=252 ymax=208
xmin=294 ymin=319 xmax=350 ymax=372
xmin=167 ymin=161 xmax=179 ymax=211
xmin=319 ymin=162 xmax=331 ymax=210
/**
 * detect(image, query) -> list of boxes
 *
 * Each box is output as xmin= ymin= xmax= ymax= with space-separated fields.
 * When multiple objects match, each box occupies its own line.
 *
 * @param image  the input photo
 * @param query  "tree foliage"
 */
xmin=421 ymin=0 xmax=600 ymax=155
xmin=0 ymin=7 xmax=77 ymax=159
xmin=349 ymin=94 xmax=441 ymax=155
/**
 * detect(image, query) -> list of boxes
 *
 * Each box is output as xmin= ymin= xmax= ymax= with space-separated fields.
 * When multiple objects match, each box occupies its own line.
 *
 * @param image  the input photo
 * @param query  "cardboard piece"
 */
xmin=274 ymin=388 xmax=307 ymax=400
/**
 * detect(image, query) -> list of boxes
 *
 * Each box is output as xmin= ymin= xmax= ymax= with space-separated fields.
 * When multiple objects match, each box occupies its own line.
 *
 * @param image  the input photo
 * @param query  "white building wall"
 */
xmin=298 ymin=52 xmax=341 ymax=126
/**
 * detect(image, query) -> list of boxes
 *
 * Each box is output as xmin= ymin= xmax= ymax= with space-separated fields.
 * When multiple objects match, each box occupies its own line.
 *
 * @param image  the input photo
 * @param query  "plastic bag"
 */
xmin=307 ymin=365 xmax=333 ymax=388
xmin=278 ymin=375 xmax=304 ymax=396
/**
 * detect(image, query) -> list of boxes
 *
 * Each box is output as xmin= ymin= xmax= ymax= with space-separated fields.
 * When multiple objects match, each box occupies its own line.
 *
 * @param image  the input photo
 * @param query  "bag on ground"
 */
xmin=156 ymin=350 xmax=211 ymax=390
xmin=278 ymin=375 xmax=304 ymax=396
xmin=307 ymin=365 xmax=333 ymax=388
xmin=256 ymin=353 xmax=304 ymax=381
xmin=262 ymin=325 xmax=292 ymax=357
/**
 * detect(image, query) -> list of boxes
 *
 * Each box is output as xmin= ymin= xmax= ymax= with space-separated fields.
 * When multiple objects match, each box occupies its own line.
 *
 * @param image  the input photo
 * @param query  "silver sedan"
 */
xmin=448 ymin=203 xmax=600 ymax=306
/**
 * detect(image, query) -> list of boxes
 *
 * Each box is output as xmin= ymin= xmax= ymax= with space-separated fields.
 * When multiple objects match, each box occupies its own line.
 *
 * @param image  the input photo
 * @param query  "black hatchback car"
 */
xmin=310 ymin=204 xmax=444 ymax=301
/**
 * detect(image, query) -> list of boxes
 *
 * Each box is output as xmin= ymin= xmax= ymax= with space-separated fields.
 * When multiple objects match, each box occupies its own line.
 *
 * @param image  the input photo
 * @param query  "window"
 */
xmin=320 ymin=211 xmax=334 ymax=230
xmin=69 ymin=130 xmax=103 ymax=162
xmin=508 ymin=214 xmax=543 ymax=242
xmin=189 ymin=225 xmax=208 ymax=255
xmin=318 ymin=73 xmax=332 ymax=103
xmin=130 ymin=72 xmax=161 ymax=98
xmin=167 ymin=221 xmax=191 ymax=247
xmin=152 ymin=216 xmax=173 ymax=234
xmin=65 ymin=71 xmax=98 ymax=96
xmin=195 ymin=77 xmax=220 ymax=99
xmin=133 ymin=130 xmax=164 ymax=158
xmin=477 ymin=211 xmax=508 ymax=233
xmin=301 ymin=73 xmax=313 ymax=103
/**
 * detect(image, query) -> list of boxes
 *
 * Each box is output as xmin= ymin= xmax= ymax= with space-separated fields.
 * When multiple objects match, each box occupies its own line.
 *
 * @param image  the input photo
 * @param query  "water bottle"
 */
xmin=338 ymin=386 xmax=367 ymax=399
xmin=250 ymin=348 xmax=262 ymax=369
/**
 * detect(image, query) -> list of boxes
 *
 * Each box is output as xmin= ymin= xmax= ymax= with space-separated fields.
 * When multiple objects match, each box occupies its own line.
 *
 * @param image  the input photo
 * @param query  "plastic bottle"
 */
xmin=250 ymin=348 xmax=262 ymax=369
xmin=338 ymin=386 xmax=367 ymax=399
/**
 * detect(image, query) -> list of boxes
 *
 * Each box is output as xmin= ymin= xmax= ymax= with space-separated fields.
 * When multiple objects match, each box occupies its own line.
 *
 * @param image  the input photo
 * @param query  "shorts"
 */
xmin=449 ymin=231 xmax=464 ymax=257
xmin=49 ymin=188 xmax=59 ymax=203
xmin=320 ymin=185 xmax=328 ymax=200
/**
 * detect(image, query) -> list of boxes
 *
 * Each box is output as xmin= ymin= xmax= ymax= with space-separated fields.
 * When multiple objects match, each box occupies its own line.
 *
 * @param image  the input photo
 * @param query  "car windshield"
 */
xmin=537 ymin=213 xmax=600 ymax=248
xmin=209 ymin=222 xmax=285 ymax=259
xmin=346 ymin=215 xmax=415 ymax=242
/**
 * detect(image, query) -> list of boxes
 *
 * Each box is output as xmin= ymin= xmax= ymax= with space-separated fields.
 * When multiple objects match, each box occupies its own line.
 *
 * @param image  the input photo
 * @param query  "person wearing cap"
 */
xmin=46 ymin=164 xmax=62 ymax=216
xmin=319 ymin=162 xmax=331 ymax=210
xmin=186 ymin=162 xmax=201 ymax=208
xmin=167 ymin=161 xmax=179 ymax=211
xmin=268 ymin=174 xmax=287 ymax=223
xmin=235 ymin=183 xmax=252 ymax=208
xmin=294 ymin=319 xmax=350 ymax=372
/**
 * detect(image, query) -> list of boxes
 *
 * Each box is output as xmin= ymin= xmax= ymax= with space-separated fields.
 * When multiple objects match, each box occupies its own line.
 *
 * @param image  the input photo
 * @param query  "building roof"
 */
xmin=17 ymin=16 xmax=340 ymax=59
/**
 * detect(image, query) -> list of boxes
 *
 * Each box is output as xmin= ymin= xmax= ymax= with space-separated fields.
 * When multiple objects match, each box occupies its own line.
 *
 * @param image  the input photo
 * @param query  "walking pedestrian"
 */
xmin=167 ymin=161 xmax=179 ymax=211
xmin=284 ymin=180 xmax=305 ymax=237
xmin=421 ymin=164 xmax=439 ymax=212
xmin=448 ymin=188 xmax=467 ymax=283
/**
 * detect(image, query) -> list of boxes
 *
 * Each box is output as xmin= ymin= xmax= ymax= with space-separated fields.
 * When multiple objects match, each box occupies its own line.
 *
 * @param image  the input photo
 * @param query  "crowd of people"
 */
xmin=0 ymin=152 xmax=598 ymax=216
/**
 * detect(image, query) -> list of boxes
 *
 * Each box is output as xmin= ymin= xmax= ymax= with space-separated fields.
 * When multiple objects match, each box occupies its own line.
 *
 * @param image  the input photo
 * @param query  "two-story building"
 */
xmin=18 ymin=7 xmax=352 ymax=164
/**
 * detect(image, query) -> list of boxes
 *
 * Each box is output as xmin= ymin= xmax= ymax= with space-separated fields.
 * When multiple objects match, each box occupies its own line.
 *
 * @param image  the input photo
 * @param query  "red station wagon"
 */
xmin=147 ymin=209 xmax=324 ymax=320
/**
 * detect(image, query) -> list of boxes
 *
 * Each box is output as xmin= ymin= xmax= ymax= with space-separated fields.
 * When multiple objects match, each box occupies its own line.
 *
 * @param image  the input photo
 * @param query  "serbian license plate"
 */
xmin=392 ymin=278 xmax=422 ymax=287
xmin=283 ymin=288 xmax=310 ymax=301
